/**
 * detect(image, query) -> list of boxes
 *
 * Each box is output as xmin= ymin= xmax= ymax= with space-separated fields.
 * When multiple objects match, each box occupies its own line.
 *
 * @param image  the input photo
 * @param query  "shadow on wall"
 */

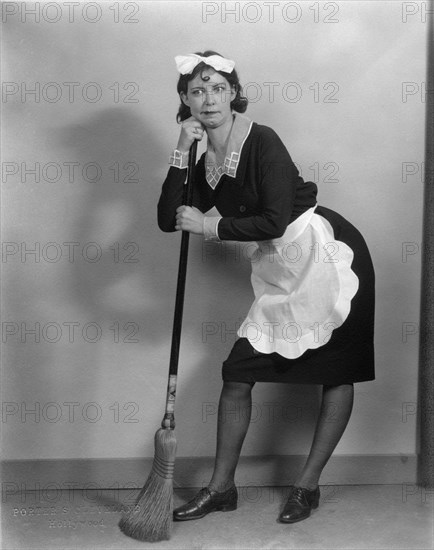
xmin=55 ymin=106 xmax=177 ymax=342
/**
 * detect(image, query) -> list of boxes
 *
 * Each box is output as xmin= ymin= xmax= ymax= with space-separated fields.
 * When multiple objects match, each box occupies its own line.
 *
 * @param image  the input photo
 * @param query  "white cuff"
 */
xmin=169 ymin=149 xmax=189 ymax=169
xmin=203 ymin=216 xmax=222 ymax=241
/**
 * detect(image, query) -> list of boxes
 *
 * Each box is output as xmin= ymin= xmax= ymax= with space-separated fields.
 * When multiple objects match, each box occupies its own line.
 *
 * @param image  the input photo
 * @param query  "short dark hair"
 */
xmin=176 ymin=50 xmax=248 ymax=123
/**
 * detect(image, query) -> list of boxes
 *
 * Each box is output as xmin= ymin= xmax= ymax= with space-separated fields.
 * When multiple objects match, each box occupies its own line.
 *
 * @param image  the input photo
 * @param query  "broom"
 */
xmin=119 ymin=139 xmax=198 ymax=542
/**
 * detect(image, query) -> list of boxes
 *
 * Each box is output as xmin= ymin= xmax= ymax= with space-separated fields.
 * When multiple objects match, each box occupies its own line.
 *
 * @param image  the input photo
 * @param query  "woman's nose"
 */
xmin=204 ymin=90 xmax=215 ymax=104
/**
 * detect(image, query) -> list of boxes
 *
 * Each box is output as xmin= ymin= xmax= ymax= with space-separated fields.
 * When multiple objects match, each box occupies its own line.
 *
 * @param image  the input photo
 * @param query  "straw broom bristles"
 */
xmin=118 ymin=427 xmax=177 ymax=542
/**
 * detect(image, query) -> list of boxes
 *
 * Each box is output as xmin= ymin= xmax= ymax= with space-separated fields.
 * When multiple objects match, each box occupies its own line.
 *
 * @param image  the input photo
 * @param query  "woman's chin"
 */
xmin=202 ymin=118 xmax=222 ymax=129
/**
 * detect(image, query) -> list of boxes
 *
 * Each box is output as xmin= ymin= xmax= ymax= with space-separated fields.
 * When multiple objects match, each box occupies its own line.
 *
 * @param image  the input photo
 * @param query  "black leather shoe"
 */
xmin=278 ymin=485 xmax=320 ymax=523
xmin=173 ymin=486 xmax=238 ymax=521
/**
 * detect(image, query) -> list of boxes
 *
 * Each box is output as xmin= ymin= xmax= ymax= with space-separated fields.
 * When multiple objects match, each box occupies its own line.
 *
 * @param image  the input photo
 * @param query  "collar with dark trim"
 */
xmin=205 ymin=112 xmax=253 ymax=190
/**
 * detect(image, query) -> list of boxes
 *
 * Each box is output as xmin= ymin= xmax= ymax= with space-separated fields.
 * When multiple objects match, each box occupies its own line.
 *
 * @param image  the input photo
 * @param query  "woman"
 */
xmin=157 ymin=50 xmax=375 ymax=524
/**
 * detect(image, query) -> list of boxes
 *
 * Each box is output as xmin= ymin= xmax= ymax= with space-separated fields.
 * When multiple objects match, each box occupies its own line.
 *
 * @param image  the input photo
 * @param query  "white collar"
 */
xmin=205 ymin=113 xmax=253 ymax=190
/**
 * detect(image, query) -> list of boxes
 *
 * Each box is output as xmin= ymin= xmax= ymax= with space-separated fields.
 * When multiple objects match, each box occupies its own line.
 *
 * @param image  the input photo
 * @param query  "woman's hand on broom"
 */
xmin=174 ymin=116 xmax=204 ymax=234
xmin=176 ymin=116 xmax=205 ymax=152
xmin=175 ymin=206 xmax=204 ymax=234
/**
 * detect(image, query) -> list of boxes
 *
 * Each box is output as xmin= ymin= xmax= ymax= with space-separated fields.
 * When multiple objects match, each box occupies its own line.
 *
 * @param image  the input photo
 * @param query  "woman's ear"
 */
xmin=180 ymin=91 xmax=190 ymax=107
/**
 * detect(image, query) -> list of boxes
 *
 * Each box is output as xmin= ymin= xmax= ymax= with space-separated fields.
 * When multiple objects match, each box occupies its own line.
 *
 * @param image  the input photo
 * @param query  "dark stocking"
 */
xmin=208 ymin=381 xmax=253 ymax=492
xmin=294 ymin=383 xmax=354 ymax=490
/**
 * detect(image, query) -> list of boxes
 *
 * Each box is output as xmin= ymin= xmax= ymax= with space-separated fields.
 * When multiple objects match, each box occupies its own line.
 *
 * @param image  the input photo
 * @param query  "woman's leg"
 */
xmin=293 ymin=383 xmax=354 ymax=489
xmin=208 ymin=380 xmax=253 ymax=492
xmin=173 ymin=380 xmax=252 ymax=520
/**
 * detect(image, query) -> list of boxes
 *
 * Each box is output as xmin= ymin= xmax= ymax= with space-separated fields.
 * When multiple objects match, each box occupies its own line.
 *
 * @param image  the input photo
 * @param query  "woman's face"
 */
xmin=181 ymin=68 xmax=236 ymax=129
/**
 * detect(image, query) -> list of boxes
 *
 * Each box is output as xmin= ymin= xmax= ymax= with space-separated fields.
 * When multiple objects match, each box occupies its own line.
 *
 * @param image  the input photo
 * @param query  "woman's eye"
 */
xmin=192 ymin=90 xmax=203 ymax=96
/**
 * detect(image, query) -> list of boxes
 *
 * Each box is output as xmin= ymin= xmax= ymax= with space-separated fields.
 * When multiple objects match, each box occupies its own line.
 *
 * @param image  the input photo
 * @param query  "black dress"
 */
xmin=158 ymin=114 xmax=375 ymax=386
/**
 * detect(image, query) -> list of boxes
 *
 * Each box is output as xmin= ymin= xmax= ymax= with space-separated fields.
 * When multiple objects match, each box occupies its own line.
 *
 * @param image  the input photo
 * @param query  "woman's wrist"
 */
xmin=176 ymin=139 xmax=191 ymax=153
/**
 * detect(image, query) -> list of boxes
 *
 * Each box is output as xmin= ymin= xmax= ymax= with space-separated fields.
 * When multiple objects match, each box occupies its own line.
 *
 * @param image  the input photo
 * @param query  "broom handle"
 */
xmin=162 ymin=139 xmax=198 ymax=429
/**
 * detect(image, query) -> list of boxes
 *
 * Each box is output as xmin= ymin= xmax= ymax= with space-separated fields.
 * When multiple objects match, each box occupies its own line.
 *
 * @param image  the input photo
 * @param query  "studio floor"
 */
xmin=1 ymin=485 xmax=432 ymax=550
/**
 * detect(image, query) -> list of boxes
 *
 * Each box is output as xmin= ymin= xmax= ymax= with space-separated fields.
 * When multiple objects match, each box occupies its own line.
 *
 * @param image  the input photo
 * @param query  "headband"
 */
xmin=175 ymin=54 xmax=235 ymax=75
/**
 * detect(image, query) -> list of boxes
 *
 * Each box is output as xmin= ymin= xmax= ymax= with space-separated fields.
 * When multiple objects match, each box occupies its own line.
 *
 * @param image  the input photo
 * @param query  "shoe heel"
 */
xmin=218 ymin=503 xmax=237 ymax=512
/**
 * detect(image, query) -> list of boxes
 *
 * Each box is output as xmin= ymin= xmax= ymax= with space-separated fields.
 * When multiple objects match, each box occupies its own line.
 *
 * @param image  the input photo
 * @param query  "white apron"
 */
xmin=237 ymin=205 xmax=359 ymax=359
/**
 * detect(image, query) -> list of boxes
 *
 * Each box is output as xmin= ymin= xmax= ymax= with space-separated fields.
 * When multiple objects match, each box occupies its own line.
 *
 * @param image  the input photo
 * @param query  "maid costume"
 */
xmin=158 ymin=112 xmax=375 ymax=386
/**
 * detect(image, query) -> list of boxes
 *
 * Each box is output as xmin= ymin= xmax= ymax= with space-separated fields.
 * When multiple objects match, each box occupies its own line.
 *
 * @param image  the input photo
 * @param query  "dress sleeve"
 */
xmin=157 ymin=154 xmax=213 ymax=232
xmin=217 ymin=127 xmax=299 ymax=242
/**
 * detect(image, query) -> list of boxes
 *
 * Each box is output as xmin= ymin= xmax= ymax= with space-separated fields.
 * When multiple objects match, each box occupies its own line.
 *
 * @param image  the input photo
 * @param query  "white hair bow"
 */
xmin=175 ymin=54 xmax=235 ymax=75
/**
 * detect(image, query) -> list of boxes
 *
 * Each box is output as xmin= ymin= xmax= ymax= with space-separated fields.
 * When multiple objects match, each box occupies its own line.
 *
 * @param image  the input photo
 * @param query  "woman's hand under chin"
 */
xmin=176 ymin=116 xmax=205 ymax=153
xmin=175 ymin=205 xmax=205 ymax=234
